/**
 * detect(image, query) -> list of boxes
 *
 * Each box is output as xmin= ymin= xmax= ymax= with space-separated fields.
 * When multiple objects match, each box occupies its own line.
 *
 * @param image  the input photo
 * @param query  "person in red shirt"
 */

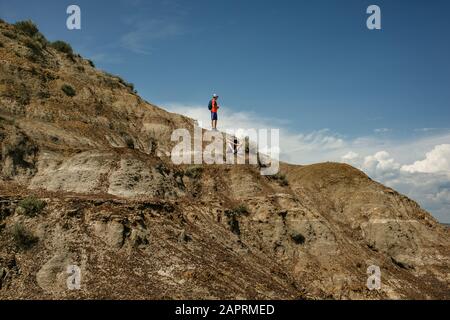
xmin=208 ymin=94 xmax=220 ymax=130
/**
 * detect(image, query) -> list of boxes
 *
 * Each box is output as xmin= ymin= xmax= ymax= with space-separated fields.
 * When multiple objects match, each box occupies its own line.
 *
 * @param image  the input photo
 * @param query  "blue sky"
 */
xmin=1 ymin=0 xmax=450 ymax=222
xmin=1 ymin=0 xmax=449 ymax=135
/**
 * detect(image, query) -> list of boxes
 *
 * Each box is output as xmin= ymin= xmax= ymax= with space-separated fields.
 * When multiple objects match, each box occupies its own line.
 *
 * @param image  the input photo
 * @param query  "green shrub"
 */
xmin=0 ymin=41 xmax=3 ymax=48
xmin=278 ymin=175 xmax=289 ymax=186
xmin=17 ymin=197 xmax=46 ymax=217
xmin=50 ymin=40 xmax=73 ymax=55
xmin=115 ymin=76 xmax=135 ymax=92
xmin=3 ymin=31 xmax=16 ymax=39
xmin=87 ymin=59 xmax=95 ymax=68
xmin=227 ymin=215 xmax=240 ymax=236
xmin=12 ymin=223 xmax=38 ymax=250
xmin=291 ymin=233 xmax=305 ymax=245
xmin=269 ymin=172 xmax=289 ymax=186
xmin=24 ymin=38 xmax=41 ymax=55
xmin=228 ymin=205 xmax=249 ymax=216
xmin=61 ymin=84 xmax=76 ymax=97
xmin=155 ymin=163 xmax=169 ymax=176
xmin=185 ymin=165 xmax=203 ymax=179
xmin=119 ymin=131 xmax=134 ymax=149
xmin=224 ymin=205 xmax=249 ymax=236
xmin=33 ymin=32 xmax=48 ymax=47
xmin=38 ymin=90 xmax=50 ymax=99
xmin=121 ymin=79 xmax=134 ymax=91
xmin=173 ymin=170 xmax=185 ymax=187
xmin=102 ymin=73 xmax=135 ymax=92
xmin=124 ymin=136 xmax=134 ymax=149
xmin=0 ymin=18 xmax=5 ymax=24
xmin=14 ymin=20 xmax=39 ymax=37
xmin=14 ymin=84 xmax=31 ymax=105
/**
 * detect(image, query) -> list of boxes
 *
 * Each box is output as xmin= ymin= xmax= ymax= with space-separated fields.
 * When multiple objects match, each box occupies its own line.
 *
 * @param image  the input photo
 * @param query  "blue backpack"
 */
xmin=208 ymin=100 xmax=213 ymax=111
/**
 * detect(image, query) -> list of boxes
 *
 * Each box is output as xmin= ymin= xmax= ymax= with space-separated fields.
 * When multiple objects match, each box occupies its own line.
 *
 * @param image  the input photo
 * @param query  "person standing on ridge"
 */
xmin=208 ymin=94 xmax=220 ymax=130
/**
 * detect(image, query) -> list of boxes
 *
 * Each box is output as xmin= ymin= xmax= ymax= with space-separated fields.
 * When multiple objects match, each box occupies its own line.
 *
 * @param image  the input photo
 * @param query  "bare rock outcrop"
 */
xmin=0 ymin=20 xmax=448 ymax=300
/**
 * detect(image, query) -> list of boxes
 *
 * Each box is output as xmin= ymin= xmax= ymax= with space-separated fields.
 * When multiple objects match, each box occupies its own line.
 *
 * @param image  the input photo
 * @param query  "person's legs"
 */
xmin=211 ymin=112 xmax=218 ymax=129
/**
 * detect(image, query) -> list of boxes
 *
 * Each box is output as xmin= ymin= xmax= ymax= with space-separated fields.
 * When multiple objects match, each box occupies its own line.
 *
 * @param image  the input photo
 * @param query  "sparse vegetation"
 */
xmin=291 ymin=233 xmax=305 ymax=245
xmin=33 ymin=32 xmax=49 ymax=47
xmin=24 ymin=38 xmax=42 ymax=60
xmin=11 ymin=20 xmax=48 ymax=50
xmin=3 ymin=31 xmax=16 ymax=39
xmin=17 ymin=197 xmax=46 ymax=217
xmin=87 ymin=59 xmax=95 ymax=68
xmin=119 ymin=132 xmax=134 ymax=149
xmin=173 ymin=170 xmax=185 ymax=188
xmin=119 ymin=78 xmax=135 ymax=92
xmin=226 ymin=204 xmax=249 ymax=216
xmin=103 ymin=72 xmax=136 ymax=93
xmin=224 ymin=204 xmax=250 ymax=236
xmin=61 ymin=84 xmax=76 ymax=97
xmin=227 ymin=215 xmax=240 ymax=236
xmin=50 ymin=40 xmax=73 ymax=55
xmin=0 ymin=18 xmax=5 ymax=24
xmin=12 ymin=223 xmax=38 ymax=250
xmin=185 ymin=165 xmax=203 ymax=179
xmin=16 ymin=84 xmax=31 ymax=105
xmin=269 ymin=172 xmax=289 ymax=186
xmin=38 ymin=90 xmax=50 ymax=99
xmin=155 ymin=163 xmax=170 ymax=176
xmin=14 ymin=20 xmax=39 ymax=37
xmin=24 ymin=42 xmax=47 ymax=62
xmin=0 ymin=41 xmax=3 ymax=48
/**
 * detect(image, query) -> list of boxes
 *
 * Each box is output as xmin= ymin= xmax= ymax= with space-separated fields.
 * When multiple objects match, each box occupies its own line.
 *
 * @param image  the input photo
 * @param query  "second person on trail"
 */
xmin=208 ymin=94 xmax=219 ymax=130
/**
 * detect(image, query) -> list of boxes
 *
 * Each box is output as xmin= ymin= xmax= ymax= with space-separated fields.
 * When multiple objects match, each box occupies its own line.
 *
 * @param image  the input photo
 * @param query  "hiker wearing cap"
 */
xmin=208 ymin=94 xmax=220 ymax=130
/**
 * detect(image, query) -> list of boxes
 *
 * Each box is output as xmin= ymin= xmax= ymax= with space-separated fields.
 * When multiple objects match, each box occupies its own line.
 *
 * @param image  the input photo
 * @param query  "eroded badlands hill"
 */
xmin=0 ymin=20 xmax=448 ymax=299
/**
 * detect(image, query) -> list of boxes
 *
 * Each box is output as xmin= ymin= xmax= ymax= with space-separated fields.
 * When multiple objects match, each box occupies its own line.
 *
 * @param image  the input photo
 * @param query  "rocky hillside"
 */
xmin=0 ymin=20 xmax=448 ymax=299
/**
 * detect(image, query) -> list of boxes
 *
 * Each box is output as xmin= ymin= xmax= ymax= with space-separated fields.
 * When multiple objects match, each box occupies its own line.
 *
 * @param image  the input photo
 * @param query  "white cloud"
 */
xmin=414 ymin=128 xmax=437 ymax=132
xmin=361 ymin=151 xmax=401 ymax=179
xmin=288 ymin=129 xmax=345 ymax=151
xmin=166 ymin=103 xmax=279 ymax=131
xmin=413 ymin=128 xmax=449 ymax=133
xmin=401 ymin=144 xmax=450 ymax=173
xmin=165 ymin=104 xmax=345 ymax=163
xmin=374 ymin=128 xmax=391 ymax=133
xmin=342 ymin=151 xmax=361 ymax=166
xmin=89 ymin=53 xmax=124 ymax=64
xmin=340 ymin=149 xmax=450 ymax=223
xmin=165 ymin=103 xmax=450 ymax=223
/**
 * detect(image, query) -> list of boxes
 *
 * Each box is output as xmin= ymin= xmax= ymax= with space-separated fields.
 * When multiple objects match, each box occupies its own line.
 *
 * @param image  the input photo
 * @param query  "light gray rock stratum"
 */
xmin=0 ymin=20 xmax=448 ymax=299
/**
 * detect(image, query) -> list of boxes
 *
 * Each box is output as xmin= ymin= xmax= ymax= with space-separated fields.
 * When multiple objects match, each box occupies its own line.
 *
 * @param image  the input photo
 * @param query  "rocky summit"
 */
xmin=0 ymin=20 xmax=448 ymax=300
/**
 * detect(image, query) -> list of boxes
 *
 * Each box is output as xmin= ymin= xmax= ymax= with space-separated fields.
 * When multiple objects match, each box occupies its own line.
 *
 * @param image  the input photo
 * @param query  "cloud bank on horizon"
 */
xmin=166 ymin=104 xmax=450 ymax=224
